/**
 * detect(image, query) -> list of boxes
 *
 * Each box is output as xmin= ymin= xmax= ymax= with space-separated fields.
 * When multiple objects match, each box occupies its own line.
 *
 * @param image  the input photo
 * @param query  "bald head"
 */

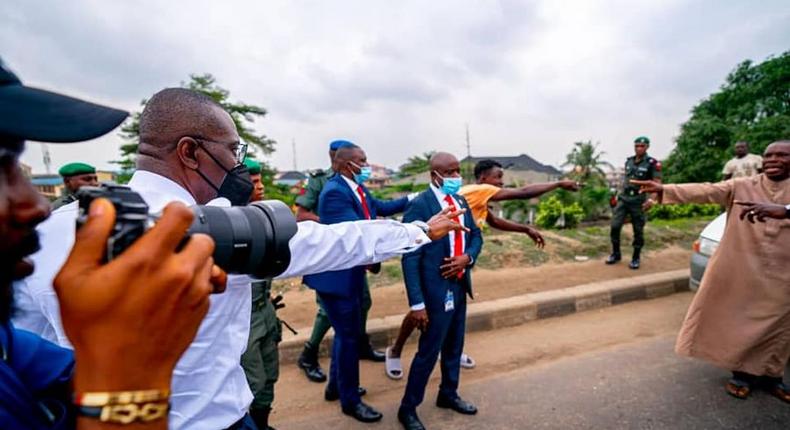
xmin=135 ymin=88 xmax=242 ymax=204
xmin=138 ymin=88 xmax=232 ymax=155
xmin=429 ymin=152 xmax=461 ymax=186
xmin=429 ymin=152 xmax=458 ymax=171
xmin=762 ymin=140 xmax=790 ymax=181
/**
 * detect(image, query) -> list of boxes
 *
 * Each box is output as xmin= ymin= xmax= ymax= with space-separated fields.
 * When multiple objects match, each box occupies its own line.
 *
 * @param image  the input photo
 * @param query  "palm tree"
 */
xmin=562 ymin=141 xmax=613 ymax=184
xmin=399 ymin=151 xmax=435 ymax=176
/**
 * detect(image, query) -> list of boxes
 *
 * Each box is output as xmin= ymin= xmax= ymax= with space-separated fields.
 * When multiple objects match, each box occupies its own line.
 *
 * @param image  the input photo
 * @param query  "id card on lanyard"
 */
xmin=444 ymin=289 xmax=455 ymax=312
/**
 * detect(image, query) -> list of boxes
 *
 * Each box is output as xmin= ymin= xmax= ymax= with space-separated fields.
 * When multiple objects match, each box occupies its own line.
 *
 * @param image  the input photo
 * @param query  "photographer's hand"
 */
xmin=54 ymin=199 xmax=226 ymax=397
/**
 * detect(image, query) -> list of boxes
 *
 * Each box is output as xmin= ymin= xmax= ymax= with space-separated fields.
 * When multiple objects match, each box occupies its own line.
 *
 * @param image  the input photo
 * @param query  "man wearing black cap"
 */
xmin=606 ymin=136 xmax=661 ymax=269
xmin=52 ymin=162 xmax=98 ymax=210
xmin=0 ymin=58 xmax=227 ymax=429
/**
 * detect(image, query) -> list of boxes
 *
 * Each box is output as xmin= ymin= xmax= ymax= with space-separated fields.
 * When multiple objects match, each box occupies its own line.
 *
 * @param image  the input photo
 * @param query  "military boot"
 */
xmin=629 ymin=249 xmax=641 ymax=270
xmin=297 ymin=341 xmax=327 ymax=383
xmin=605 ymin=245 xmax=621 ymax=265
xmin=250 ymin=406 xmax=276 ymax=430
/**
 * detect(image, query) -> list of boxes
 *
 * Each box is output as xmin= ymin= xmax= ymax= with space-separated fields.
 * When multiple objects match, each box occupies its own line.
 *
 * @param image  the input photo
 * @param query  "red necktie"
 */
xmin=357 ymin=187 xmax=371 ymax=219
xmin=444 ymin=195 xmax=464 ymax=279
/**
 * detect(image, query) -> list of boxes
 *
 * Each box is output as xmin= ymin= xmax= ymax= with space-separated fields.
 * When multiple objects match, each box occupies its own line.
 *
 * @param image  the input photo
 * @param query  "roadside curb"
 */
xmin=279 ymin=269 xmax=690 ymax=362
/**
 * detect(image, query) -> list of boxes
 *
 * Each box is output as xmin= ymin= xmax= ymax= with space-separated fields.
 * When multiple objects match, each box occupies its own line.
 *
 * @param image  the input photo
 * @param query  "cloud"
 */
xmin=3 ymin=0 xmax=788 ymax=174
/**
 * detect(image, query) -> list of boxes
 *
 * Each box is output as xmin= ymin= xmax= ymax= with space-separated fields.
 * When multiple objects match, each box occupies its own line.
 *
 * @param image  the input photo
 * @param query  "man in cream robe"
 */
xmin=633 ymin=140 xmax=790 ymax=402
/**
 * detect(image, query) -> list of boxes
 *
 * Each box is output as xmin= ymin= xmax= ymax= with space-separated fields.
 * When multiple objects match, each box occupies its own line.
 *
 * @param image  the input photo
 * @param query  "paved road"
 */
xmin=275 ymin=294 xmax=790 ymax=429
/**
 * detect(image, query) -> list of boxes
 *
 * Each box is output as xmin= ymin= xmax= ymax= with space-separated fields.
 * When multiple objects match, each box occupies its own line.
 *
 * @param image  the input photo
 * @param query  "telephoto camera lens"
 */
xmin=188 ymin=201 xmax=297 ymax=279
xmin=76 ymin=185 xmax=297 ymax=278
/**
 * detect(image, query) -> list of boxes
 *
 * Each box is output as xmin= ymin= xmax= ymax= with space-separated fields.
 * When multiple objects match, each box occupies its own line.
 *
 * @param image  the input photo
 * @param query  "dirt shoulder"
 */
xmin=277 ymin=245 xmax=693 ymax=331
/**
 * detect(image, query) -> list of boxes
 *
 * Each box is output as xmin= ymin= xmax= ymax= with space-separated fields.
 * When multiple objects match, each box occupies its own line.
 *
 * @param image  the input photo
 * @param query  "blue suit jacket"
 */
xmin=401 ymin=189 xmax=483 ymax=309
xmin=303 ymin=174 xmax=409 ymax=297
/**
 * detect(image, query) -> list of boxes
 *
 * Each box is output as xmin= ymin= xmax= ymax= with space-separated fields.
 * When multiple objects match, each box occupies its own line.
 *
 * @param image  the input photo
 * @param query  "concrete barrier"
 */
xmin=279 ymin=269 xmax=690 ymax=362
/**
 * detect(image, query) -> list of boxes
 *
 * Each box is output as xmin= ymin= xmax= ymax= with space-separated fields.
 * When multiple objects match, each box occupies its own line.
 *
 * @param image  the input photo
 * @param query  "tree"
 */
xmin=398 ymin=151 xmax=435 ymax=177
xmin=664 ymin=51 xmax=790 ymax=183
xmin=561 ymin=141 xmax=613 ymax=186
xmin=114 ymin=73 xmax=276 ymax=183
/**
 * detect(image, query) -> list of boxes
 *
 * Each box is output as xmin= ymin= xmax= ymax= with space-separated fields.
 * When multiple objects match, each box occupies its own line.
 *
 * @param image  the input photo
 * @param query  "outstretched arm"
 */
xmin=631 ymin=179 xmax=734 ymax=207
xmin=486 ymin=212 xmax=545 ymax=248
xmin=490 ymin=180 xmax=580 ymax=201
xmin=276 ymin=207 xmax=468 ymax=279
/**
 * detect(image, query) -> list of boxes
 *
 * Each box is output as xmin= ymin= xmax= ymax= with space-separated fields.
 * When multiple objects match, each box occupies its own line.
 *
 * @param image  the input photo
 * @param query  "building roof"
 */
xmin=461 ymin=154 xmax=561 ymax=176
xmin=30 ymin=175 xmax=63 ymax=186
xmin=276 ymin=171 xmax=307 ymax=181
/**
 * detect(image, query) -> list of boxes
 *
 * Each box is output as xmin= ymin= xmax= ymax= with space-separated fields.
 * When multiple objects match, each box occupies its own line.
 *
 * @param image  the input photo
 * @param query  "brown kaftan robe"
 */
xmin=664 ymin=174 xmax=790 ymax=377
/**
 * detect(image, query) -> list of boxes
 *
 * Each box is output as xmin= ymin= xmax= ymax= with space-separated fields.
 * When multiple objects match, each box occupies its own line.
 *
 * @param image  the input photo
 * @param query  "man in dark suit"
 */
xmin=398 ymin=152 xmax=483 ymax=430
xmin=303 ymin=143 xmax=410 ymax=423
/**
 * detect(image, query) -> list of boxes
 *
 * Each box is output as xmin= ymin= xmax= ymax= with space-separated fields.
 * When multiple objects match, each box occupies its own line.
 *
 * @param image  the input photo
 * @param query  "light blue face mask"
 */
xmin=435 ymin=171 xmax=462 ymax=194
xmin=350 ymin=161 xmax=372 ymax=184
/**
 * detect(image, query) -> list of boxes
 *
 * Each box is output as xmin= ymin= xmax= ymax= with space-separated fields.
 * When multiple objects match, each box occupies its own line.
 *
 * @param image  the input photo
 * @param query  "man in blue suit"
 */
xmin=398 ymin=152 xmax=483 ymax=430
xmin=303 ymin=142 xmax=410 ymax=423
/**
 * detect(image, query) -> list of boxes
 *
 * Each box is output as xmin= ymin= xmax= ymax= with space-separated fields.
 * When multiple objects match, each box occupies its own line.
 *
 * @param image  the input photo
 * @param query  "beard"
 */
xmin=0 ymin=231 xmax=41 ymax=323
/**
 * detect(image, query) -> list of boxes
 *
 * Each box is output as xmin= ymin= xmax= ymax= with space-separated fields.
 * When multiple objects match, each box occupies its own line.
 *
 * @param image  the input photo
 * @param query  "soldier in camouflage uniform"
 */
xmin=51 ymin=162 xmax=98 ymax=210
xmin=295 ymin=140 xmax=386 ymax=385
xmin=240 ymin=158 xmax=282 ymax=430
xmin=606 ymin=136 xmax=661 ymax=269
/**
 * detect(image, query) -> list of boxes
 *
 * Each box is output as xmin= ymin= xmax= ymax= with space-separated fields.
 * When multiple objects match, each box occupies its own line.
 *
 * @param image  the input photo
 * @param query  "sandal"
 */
xmin=725 ymin=378 xmax=751 ymax=400
xmin=385 ymin=346 xmax=403 ymax=380
xmin=460 ymin=353 xmax=476 ymax=369
xmin=768 ymin=381 xmax=790 ymax=404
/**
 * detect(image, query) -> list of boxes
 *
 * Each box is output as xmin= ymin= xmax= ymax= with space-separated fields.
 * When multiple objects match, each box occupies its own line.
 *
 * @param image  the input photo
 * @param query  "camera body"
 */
xmin=76 ymin=184 xmax=297 ymax=279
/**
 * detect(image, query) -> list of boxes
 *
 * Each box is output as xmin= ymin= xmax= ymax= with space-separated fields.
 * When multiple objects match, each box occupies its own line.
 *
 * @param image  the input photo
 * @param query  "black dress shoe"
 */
xmin=605 ymin=253 xmax=621 ymax=265
xmin=436 ymin=394 xmax=478 ymax=415
xmin=398 ymin=408 xmax=426 ymax=430
xmin=629 ymin=258 xmax=640 ymax=269
xmin=359 ymin=345 xmax=386 ymax=362
xmin=297 ymin=344 xmax=327 ymax=383
xmin=342 ymin=401 xmax=383 ymax=423
xmin=324 ymin=385 xmax=367 ymax=401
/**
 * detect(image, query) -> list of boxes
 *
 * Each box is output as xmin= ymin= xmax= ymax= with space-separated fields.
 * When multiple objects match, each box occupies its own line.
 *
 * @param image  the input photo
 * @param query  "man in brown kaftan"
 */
xmin=632 ymin=140 xmax=790 ymax=403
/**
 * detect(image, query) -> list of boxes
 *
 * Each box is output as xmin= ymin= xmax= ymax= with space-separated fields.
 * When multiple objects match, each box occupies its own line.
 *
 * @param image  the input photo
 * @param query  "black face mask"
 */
xmin=196 ymin=145 xmax=254 ymax=206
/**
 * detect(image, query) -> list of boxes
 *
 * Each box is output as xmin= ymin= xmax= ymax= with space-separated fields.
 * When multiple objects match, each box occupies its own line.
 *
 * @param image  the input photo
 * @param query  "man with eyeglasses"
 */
xmin=51 ymin=162 xmax=99 ymax=210
xmin=15 ymin=87 xmax=468 ymax=429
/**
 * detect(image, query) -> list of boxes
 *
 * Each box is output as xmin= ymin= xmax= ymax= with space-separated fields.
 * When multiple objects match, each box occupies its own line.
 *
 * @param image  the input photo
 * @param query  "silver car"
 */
xmin=689 ymin=212 xmax=726 ymax=291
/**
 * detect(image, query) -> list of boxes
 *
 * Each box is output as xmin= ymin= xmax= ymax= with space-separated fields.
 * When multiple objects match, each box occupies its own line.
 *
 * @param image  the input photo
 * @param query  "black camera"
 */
xmin=75 ymin=184 xmax=297 ymax=279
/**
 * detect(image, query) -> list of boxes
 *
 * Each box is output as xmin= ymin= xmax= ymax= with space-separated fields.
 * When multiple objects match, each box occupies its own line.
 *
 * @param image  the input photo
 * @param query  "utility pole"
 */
xmin=41 ymin=143 xmax=52 ymax=174
xmin=465 ymin=123 xmax=472 ymax=180
xmin=465 ymin=123 xmax=471 ymax=159
xmin=292 ymin=138 xmax=297 ymax=171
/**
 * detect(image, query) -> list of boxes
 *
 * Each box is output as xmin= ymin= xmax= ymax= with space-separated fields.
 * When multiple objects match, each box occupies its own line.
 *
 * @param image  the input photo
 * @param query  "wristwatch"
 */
xmin=785 ymin=204 xmax=790 ymax=219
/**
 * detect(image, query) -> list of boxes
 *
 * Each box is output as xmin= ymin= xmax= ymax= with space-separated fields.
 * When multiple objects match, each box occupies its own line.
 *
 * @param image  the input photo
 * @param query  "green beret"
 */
xmin=634 ymin=136 xmax=650 ymax=145
xmin=58 ymin=162 xmax=95 ymax=177
xmin=243 ymin=158 xmax=262 ymax=175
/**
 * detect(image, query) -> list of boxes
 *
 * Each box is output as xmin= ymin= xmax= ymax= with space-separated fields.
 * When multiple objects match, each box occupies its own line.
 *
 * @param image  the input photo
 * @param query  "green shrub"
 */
xmin=535 ymin=195 xmax=584 ymax=228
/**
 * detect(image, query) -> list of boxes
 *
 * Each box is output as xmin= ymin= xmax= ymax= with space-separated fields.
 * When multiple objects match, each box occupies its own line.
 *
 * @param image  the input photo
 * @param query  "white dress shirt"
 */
xmin=12 ymin=170 xmax=430 ymax=430
xmin=409 ymin=184 xmax=466 ymax=311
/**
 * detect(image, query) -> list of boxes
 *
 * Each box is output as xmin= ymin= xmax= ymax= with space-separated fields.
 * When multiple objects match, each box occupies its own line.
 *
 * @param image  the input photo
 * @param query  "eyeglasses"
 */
xmin=190 ymin=136 xmax=248 ymax=164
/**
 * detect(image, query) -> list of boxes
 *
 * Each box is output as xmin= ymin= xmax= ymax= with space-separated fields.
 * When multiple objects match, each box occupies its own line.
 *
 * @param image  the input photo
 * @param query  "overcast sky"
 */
xmin=2 ymin=0 xmax=788 ymax=174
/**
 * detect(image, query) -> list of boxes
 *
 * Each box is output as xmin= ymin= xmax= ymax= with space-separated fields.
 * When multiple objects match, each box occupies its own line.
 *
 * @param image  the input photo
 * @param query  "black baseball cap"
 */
xmin=0 ymin=58 xmax=128 ymax=144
